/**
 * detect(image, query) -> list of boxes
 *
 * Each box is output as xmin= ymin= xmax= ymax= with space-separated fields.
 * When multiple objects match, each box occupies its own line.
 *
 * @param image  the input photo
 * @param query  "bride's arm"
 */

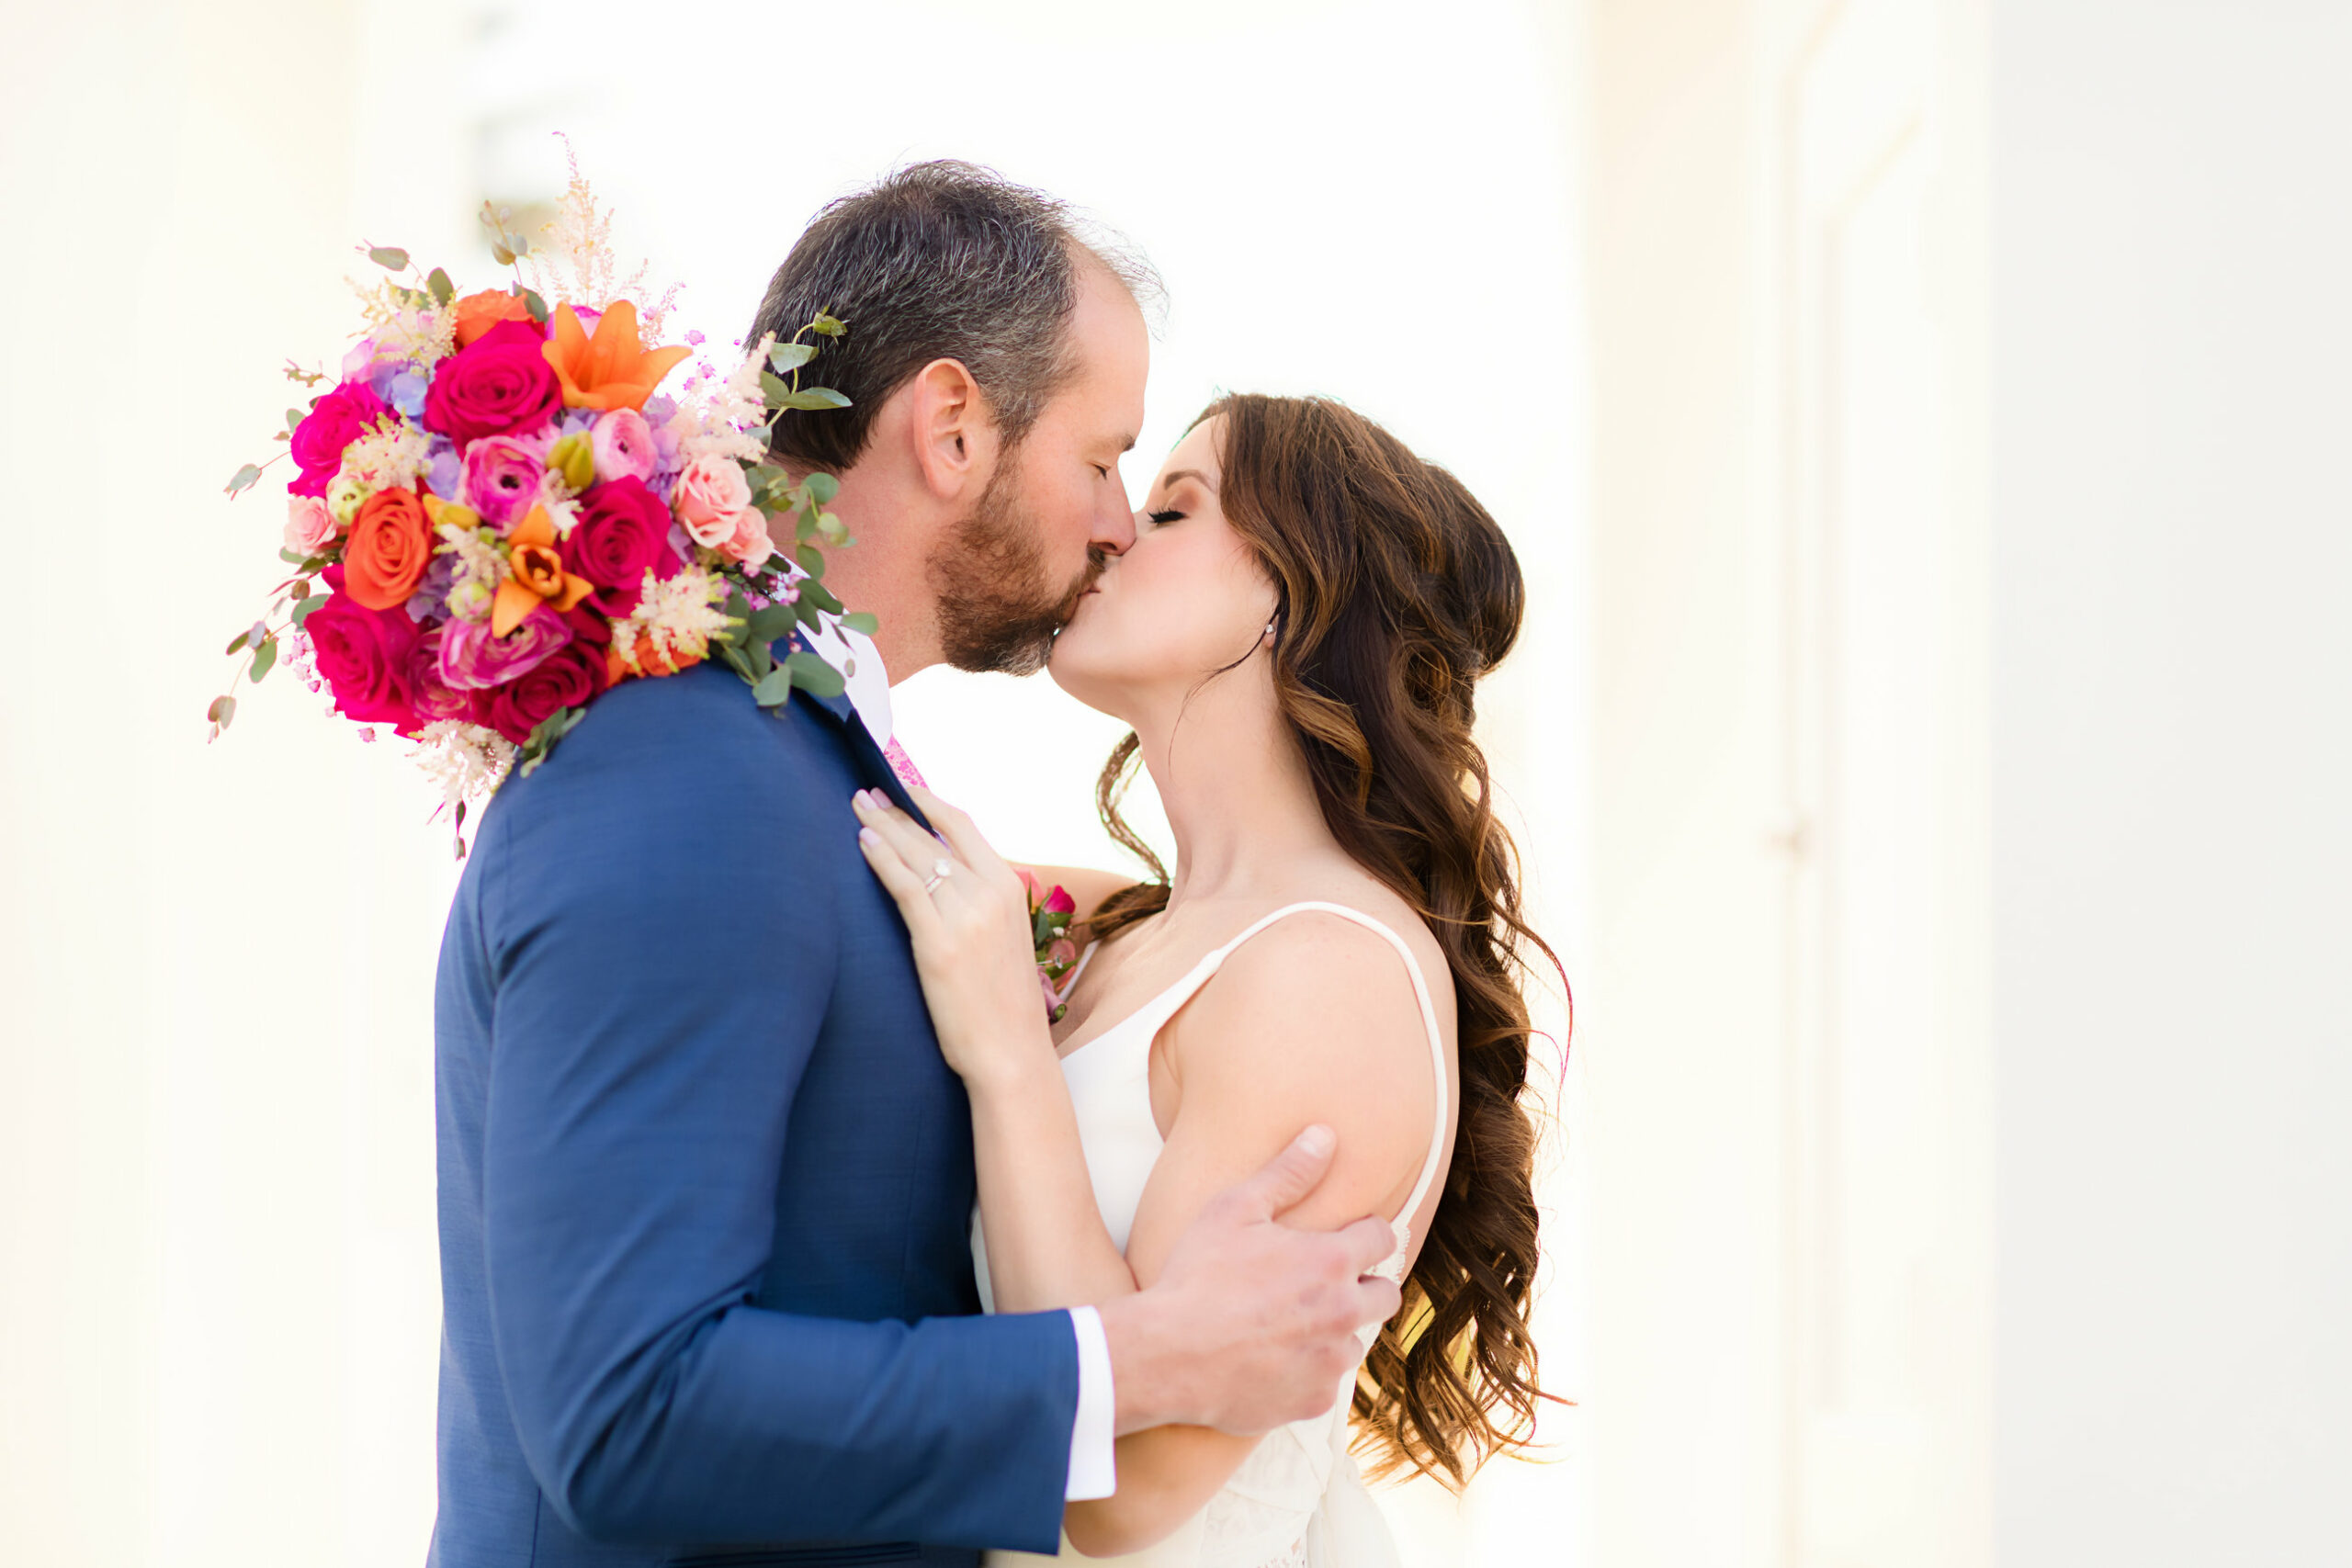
xmin=856 ymin=791 xmax=1443 ymax=1557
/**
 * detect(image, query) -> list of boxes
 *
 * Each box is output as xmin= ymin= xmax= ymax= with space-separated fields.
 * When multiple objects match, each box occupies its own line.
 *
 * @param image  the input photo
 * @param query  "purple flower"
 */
xmin=424 ymin=437 xmax=463 ymax=502
xmin=437 ymin=606 xmax=573 ymax=691
xmin=461 ymin=434 xmax=548 ymax=527
xmin=387 ymin=370 xmax=430 ymax=421
xmin=406 ymin=554 xmax=458 ymax=623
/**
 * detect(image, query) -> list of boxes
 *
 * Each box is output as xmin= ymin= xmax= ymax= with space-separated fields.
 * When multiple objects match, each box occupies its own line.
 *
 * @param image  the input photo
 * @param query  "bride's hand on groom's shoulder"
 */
xmin=854 ymin=787 xmax=1058 ymax=1086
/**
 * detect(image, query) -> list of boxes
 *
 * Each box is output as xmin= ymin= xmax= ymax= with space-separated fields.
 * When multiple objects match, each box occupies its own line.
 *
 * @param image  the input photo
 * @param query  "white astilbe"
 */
xmin=669 ymin=333 xmax=775 ymax=465
xmin=348 ymin=276 xmax=457 ymax=364
xmin=337 ymin=417 xmax=433 ymax=495
xmin=520 ymin=136 xmax=682 ymax=337
xmin=608 ymin=562 xmax=733 ymax=676
xmin=409 ymin=721 xmax=514 ymax=809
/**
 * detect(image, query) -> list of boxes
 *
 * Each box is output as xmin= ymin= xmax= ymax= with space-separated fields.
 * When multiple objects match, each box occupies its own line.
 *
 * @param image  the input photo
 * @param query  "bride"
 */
xmin=854 ymin=393 xmax=1555 ymax=1566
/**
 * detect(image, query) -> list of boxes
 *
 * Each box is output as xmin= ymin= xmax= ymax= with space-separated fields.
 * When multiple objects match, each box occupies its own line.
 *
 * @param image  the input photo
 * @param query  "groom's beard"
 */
xmin=928 ymin=454 xmax=1104 ymax=676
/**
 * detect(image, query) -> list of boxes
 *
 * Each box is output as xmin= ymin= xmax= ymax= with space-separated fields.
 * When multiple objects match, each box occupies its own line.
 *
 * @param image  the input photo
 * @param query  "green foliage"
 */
xmin=225 ymin=464 xmax=263 ymax=497
xmin=784 ymin=649 xmax=846 ymax=698
xmin=840 ymin=611 xmax=878 ymax=635
xmin=521 ymin=288 xmax=549 ymax=323
xmin=426 ymin=267 xmax=455 ymax=306
xmin=803 ymin=472 xmax=840 ymax=504
xmin=207 ymin=694 xmax=236 ymax=731
xmin=767 ymin=342 xmax=818 ymax=373
xmin=774 ymin=387 xmax=852 ymax=412
xmin=809 ymin=313 xmax=847 ymax=338
xmin=752 ymin=667 xmax=795 ymax=707
xmin=368 ymin=245 xmax=410 ymax=270
xmin=291 ymin=593 xmax=330 ymax=628
xmin=516 ymin=705 xmax=588 ymax=778
xmin=249 ymin=637 xmax=277 ymax=683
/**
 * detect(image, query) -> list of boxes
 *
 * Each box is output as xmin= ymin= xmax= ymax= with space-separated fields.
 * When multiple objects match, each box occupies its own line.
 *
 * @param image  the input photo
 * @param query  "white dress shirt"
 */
xmin=810 ymin=614 xmax=1118 ymax=1503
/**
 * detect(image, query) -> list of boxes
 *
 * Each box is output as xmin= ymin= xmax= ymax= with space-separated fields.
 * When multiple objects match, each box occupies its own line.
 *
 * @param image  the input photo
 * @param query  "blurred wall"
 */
xmin=1987 ymin=3 xmax=2352 ymax=1562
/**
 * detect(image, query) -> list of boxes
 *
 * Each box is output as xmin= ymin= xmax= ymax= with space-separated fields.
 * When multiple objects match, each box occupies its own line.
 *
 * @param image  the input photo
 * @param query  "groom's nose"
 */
xmin=1093 ymin=502 xmax=1137 ymax=556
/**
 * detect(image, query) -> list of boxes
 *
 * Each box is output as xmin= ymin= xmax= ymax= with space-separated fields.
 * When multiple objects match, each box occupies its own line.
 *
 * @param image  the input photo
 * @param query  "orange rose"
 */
xmin=344 ymin=488 xmax=435 ymax=610
xmin=452 ymin=289 xmax=537 ymax=348
xmin=542 ymin=301 xmax=692 ymax=412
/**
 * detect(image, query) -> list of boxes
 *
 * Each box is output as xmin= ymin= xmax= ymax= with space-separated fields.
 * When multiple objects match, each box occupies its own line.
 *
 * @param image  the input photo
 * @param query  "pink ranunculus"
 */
xmin=590 ymin=407 xmax=657 ymax=484
xmin=284 ymin=495 xmax=339 ymax=554
xmin=673 ymin=454 xmax=752 ymax=541
xmin=304 ymin=569 xmax=422 ymax=731
xmin=460 ymin=434 xmax=548 ymax=527
xmin=288 ymin=380 xmax=390 ymax=498
xmin=718 ymin=506 xmax=775 ymax=568
xmin=423 ymin=319 xmax=562 ymax=446
xmin=403 ymin=625 xmax=472 ymax=725
xmin=437 ymin=605 xmax=573 ymax=691
xmin=476 ymin=636 xmax=607 ymax=744
xmin=562 ymin=475 xmax=677 ymax=617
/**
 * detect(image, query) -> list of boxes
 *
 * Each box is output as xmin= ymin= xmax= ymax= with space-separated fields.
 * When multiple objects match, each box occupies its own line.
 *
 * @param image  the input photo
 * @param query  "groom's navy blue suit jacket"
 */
xmin=431 ymin=660 xmax=1078 ymax=1568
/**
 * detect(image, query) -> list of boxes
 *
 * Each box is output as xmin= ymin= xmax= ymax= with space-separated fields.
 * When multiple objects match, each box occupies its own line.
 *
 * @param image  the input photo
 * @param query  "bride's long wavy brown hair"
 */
xmin=1086 ymin=393 xmax=1563 ymax=1487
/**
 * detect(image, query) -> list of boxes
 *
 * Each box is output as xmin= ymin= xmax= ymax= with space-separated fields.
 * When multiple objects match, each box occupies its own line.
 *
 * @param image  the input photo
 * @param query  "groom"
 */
xmin=430 ymin=164 xmax=1403 ymax=1568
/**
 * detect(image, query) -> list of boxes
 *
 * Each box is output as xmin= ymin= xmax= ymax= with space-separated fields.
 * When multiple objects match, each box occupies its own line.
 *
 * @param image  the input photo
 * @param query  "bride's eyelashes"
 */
xmin=1147 ymin=509 xmax=1183 ymax=525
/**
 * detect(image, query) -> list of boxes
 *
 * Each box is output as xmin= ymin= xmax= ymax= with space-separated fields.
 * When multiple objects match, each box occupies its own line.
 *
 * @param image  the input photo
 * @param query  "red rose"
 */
xmin=306 ymin=570 xmax=423 ymax=731
xmin=288 ymin=381 xmax=390 ymax=498
xmin=561 ymin=475 xmax=679 ymax=617
xmin=423 ymin=319 xmax=561 ymax=446
xmin=476 ymin=636 xmax=609 ymax=744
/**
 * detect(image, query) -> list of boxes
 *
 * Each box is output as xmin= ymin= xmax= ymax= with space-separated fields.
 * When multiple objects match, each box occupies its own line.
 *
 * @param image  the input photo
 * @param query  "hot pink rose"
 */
xmin=288 ymin=381 xmax=390 ymax=498
xmin=476 ymin=636 xmax=608 ymax=744
xmin=423 ymin=319 xmax=561 ymax=446
xmin=460 ymin=434 xmax=548 ymax=527
xmin=590 ymin=407 xmax=658 ymax=484
xmin=562 ymin=475 xmax=678 ymax=617
xmin=718 ymin=506 xmax=775 ymax=568
xmin=284 ymin=495 xmax=338 ymax=554
xmin=305 ymin=570 xmax=422 ymax=731
xmin=673 ymin=454 xmax=752 ymax=542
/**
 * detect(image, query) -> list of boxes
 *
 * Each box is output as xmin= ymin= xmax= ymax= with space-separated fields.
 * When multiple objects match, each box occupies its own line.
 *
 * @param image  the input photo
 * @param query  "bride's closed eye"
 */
xmin=1146 ymin=509 xmax=1183 ymax=525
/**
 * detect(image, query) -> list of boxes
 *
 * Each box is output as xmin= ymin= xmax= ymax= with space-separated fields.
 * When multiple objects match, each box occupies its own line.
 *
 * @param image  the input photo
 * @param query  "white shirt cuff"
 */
xmin=1064 ymin=1305 xmax=1117 ymax=1501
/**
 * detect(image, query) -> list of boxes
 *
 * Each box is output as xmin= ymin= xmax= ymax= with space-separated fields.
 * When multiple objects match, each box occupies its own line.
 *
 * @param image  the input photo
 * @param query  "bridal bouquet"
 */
xmin=212 ymin=161 xmax=866 ymax=841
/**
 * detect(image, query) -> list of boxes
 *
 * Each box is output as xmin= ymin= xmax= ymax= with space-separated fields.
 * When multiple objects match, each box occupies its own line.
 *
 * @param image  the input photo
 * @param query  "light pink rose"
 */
xmin=673 ymin=454 xmax=752 ymax=543
xmin=284 ymin=495 xmax=339 ymax=553
xmin=591 ymin=407 xmax=658 ymax=484
xmin=718 ymin=506 xmax=775 ymax=567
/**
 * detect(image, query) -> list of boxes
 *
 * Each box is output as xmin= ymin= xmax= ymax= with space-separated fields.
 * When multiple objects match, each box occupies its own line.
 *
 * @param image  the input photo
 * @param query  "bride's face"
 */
xmin=1047 ymin=417 xmax=1280 ymax=717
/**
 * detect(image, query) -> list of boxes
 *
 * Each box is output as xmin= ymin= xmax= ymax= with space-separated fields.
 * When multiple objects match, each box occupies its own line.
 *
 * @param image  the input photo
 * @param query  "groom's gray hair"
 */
xmin=748 ymin=161 xmax=1159 ymax=471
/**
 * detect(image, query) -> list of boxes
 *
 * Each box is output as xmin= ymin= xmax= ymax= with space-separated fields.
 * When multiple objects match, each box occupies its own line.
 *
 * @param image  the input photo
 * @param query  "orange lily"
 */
xmin=492 ymin=504 xmax=594 ymax=636
xmin=542 ymin=301 xmax=693 ymax=412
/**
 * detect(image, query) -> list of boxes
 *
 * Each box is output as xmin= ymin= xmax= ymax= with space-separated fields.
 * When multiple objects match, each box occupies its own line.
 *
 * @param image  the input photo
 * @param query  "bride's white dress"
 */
xmin=974 ymin=901 xmax=1451 ymax=1568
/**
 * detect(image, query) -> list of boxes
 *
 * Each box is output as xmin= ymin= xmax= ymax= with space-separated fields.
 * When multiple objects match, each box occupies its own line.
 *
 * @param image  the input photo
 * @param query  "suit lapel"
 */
xmin=776 ymin=634 xmax=933 ymax=833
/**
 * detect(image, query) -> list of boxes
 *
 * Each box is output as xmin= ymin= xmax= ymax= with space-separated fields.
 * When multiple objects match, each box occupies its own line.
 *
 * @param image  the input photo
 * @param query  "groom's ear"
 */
xmin=905 ymin=356 xmax=998 ymax=502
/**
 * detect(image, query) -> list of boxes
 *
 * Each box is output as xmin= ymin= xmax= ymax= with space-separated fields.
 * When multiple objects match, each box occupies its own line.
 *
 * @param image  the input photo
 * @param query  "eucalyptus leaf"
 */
xmin=804 ymin=471 xmax=841 ymax=504
xmin=840 ymin=611 xmax=878 ymax=635
xmin=761 ymin=371 xmax=792 ymax=407
xmin=800 ymin=579 xmax=843 ymax=615
xmin=767 ymin=342 xmax=818 ymax=373
xmin=745 ymin=604 xmax=799 ymax=647
xmin=775 ymin=387 xmax=852 ymax=412
xmin=797 ymin=545 xmax=829 ymax=581
xmin=522 ymin=288 xmax=549 ymax=323
xmin=284 ymin=407 xmax=307 ymax=438
xmin=426 ymin=267 xmax=454 ymax=305
xmin=225 ymin=464 xmax=263 ymax=497
xmin=752 ymin=668 xmax=796 ymax=707
xmin=785 ymin=650 xmax=846 ymax=699
xmin=810 ymin=314 xmax=847 ymax=338
xmin=225 ymin=629 xmax=251 ymax=657
xmin=292 ymin=593 xmax=330 ymax=628
xmin=249 ymin=638 xmax=278 ymax=682
xmin=208 ymin=694 xmax=236 ymax=729
xmin=368 ymin=245 xmax=410 ymax=270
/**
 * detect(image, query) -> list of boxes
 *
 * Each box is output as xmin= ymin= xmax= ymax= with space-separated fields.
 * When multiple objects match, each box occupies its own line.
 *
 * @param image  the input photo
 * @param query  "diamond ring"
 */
xmin=923 ymin=858 xmax=954 ymax=893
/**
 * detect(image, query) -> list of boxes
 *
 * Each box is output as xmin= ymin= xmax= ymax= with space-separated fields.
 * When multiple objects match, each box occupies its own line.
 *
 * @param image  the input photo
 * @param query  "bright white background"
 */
xmin=0 ymin=3 xmax=1588 ymax=1565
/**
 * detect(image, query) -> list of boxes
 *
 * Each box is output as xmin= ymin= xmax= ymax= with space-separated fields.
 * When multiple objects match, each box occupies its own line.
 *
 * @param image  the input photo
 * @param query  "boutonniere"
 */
xmin=1021 ymin=871 xmax=1081 ymax=1022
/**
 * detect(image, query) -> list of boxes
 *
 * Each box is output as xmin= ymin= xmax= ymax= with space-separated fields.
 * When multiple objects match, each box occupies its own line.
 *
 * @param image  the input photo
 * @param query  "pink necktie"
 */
xmin=880 ymin=734 xmax=928 ymax=793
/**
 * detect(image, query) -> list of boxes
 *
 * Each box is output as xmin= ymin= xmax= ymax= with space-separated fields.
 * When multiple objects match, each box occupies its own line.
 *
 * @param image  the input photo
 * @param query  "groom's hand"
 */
xmin=1095 ymin=1125 xmax=1403 ymax=1438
